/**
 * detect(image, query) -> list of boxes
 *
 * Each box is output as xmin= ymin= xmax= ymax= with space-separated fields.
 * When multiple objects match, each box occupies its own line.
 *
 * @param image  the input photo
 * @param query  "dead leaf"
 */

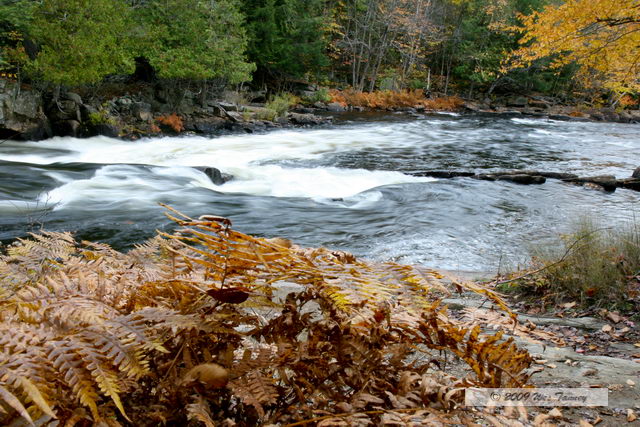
xmin=534 ymin=359 xmax=548 ymax=364
xmin=627 ymin=409 xmax=637 ymax=422
xmin=533 ymin=413 xmax=550 ymax=425
xmin=561 ymin=302 xmax=577 ymax=309
xmin=548 ymin=407 xmax=563 ymax=418
xmin=546 ymin=363 xmax=557 ymax=369
xmin=606 ymin=312 xmax=622 ymax=323
xmin=582 ymin=368 xmax=598 ymax=377
xmin=600 ymin=324 xmax=613 ymax=333
xmin=626 ymin=379 xmax=635 ymax=386
xmin=207 ymin=287 xmax=250 ymax=304
xmin=579 ymin=420 xmax=594 ymax=427
xmin=592 ymin=416 xmax=603 ymax=425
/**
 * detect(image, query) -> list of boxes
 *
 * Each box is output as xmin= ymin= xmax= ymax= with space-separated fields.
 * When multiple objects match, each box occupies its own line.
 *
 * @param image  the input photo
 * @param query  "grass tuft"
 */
xmin=503 ymin=218 xmax=640 ymax=312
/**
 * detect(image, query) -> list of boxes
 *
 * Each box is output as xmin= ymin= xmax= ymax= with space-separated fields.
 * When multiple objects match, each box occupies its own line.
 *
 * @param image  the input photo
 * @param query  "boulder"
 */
xmin=63 ymin=92 xmax=83 ymax=105
xmin=632 ymin=167 xmax=640 ymax=179
xmin=198 ymin=167 xmax=234 ymax=185
xmin=617 ymin=178 xmax=640 ymax=191
xmin=569 ymin=175 xmax=617 ymax=192
xmin=313 ymin=102 xmax=327 ymax=110
xmin=506 ymin=96 xmax=528 ymax=108
xmin=413 ymin=171 xmax=475 ymax=179
xmin=528 ymin=100 xmax=549 ymax=109
xmin=80 ymin=104 xmax=99 ymax=122
xmin=92 ymin=123 xmax=121 ymax=138
xmin=131 ymin=102 xmax=152 ymax=121
xmin=497 ymin=174 xmax=546 ymax=185
xmin=0 ymin=80 xmax=50 ymax=140
xmin=327 ymin=102 xmax=346 ymax=112
xmin=287 ymin=112 xmax=323 ymax=125
xmin=57 ymin=120 xmax=81 ymax=137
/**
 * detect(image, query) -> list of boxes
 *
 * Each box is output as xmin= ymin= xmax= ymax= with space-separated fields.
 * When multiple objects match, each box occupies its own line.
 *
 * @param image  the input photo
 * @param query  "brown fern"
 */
xmin=0 ymin=208 xmax=533 ymax=426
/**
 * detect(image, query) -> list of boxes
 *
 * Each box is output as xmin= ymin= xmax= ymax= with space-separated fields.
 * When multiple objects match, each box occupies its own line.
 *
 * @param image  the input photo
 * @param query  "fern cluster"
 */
xmin=0 ymin=208 xmax=532 ymax=426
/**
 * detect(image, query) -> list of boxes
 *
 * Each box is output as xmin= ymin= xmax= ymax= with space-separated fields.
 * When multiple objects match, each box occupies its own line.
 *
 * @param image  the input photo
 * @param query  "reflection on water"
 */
xmin=1 ymin=113 xmax=639 ymax=271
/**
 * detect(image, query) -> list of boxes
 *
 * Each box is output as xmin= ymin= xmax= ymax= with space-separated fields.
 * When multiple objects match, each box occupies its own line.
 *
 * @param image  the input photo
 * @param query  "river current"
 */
xmin=1 ymin=113 xmax=639 ymax=272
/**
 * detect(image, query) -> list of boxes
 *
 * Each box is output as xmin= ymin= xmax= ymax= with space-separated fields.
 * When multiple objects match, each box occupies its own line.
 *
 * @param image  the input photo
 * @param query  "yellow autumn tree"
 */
xmin=511 ymin=0 xmax=640 ymax=93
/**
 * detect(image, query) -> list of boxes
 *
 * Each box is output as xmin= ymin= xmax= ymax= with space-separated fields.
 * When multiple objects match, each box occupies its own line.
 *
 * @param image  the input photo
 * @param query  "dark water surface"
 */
xmin=1 ymin=113 xmax=639 ymax=271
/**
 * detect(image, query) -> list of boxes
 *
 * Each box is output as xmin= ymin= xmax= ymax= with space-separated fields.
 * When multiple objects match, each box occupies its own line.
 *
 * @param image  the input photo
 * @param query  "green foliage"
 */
xmin=242 ymin=0 xmax=328 ymax=80
xmin=302 ymin=87 xmax=331 ymax=104
xmin=135 ymin=0 xmax=254 ymax=83
xmin=87 ymin=110 xmax=116 ymax=126
xmin=25 ymin=0 xmax=133 ymax=86
xmin=0 ymin=0 xmax=35 ymax=72
xmin=510 ymin=218 xmax=640 ymax=310
xmin=265 ymin=92 xmax=297 ymax=117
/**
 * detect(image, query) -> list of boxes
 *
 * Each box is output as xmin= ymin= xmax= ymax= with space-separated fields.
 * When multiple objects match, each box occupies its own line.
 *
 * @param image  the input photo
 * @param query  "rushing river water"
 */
xmin=1 ymin=113 xmax=639 ymax=272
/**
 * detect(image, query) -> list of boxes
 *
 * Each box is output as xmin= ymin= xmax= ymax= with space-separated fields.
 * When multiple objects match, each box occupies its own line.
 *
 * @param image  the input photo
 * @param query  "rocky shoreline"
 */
xmin=412 ymin=168 xmax=640 ymax=193
xmin=1 ymin=79 xmax=639 ymax=142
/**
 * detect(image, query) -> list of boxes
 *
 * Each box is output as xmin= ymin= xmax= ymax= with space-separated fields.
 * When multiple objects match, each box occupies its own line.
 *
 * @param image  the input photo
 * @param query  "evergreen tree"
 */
xmin=135 ymin=0 xmax=254 ymax=83
xmin=242 ymin=0 xmax=328 ymax=82
xmin=26 ymin=0 xmax=133 ymax=86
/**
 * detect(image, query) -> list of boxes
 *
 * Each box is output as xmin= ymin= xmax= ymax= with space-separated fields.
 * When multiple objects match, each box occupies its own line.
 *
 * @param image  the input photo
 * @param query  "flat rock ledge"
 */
xmin=412 ymin=170 xmax=640 ymax=193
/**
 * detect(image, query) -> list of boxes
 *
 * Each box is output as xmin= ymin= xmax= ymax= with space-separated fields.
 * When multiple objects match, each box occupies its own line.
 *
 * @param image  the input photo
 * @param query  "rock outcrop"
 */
xmin=0 ymin=80 xmax=50 ymax=140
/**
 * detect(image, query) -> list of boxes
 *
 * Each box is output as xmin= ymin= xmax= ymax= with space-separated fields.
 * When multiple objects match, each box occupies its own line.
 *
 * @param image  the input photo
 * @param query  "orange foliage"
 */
xmin=156 ymin=113 xmax=184 ymax=133
xmin=422 ymin=96 xmax=465 ymax=111
xmin=330 ymin=89 xmax=464 ymax=112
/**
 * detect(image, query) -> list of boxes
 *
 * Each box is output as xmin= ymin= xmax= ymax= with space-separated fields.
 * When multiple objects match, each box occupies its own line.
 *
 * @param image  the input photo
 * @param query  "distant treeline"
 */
xmin=0 ymin=0 xmax=637 ymax=102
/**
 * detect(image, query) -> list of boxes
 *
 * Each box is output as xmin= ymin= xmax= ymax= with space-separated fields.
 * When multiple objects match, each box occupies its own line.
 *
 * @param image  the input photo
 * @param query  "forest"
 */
xmin=0 ymin=0 xmax=638 ymax=102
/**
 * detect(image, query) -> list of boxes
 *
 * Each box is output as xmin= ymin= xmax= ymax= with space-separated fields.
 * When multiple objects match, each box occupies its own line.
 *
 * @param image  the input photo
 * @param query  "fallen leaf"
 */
xmin=582 ymin=368 xmax=598 ymax=377
xmin=626 ymin=379 xmax=635 ymax=386
xmin=634 ymin=343 xmax=640 ymax=348
xmin=207 ymin=287 xmax=250 ymax=304
xmin=628 ymin=409 xmax=637 ymax=422
xmin=593 ymin=416 xmax=603 ymax=425
xmin=601 ymin=324 xmax=613 ymax=333
xmin=562 ymin=302 xmax=577 ymax=309
xmin=548 ymin=407 xmax=563 ymax=418
xmin=533 ymin=413 xmax=550 ymax=425
xmin=607 ymin=312 xmax=622 ymax=323
xmin=546 ymin=363 xmax=557 ymax=369
xmin=579 ymin=420 xmax=594 ymax=427
xmin=534 ymin=359 xmax=548 ymax=364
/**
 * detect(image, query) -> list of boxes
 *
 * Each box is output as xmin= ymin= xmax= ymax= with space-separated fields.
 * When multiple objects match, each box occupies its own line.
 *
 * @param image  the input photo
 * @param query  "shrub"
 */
xmin=302 ymin=87 xmax=331 ymax=104
xmin=504 ymin=218 xmax=640 ymax=311
xmin=265 ymin=92 xmax=297 ymax=118
xmin=88 ymin=110 xmax=116 ymax=126
xmin=156 ymin=113 xmax=184 ymax=133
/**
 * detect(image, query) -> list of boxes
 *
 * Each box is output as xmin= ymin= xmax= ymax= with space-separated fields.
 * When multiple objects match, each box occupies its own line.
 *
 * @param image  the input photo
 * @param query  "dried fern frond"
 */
xmin=0 ymin=208 xmax=532 ymax=426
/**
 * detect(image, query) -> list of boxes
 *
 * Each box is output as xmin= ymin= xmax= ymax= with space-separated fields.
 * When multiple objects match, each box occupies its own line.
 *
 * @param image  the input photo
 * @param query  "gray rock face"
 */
xmin=327 ymin=102 xmax=346 ymax=112
xmin=0 ymin=80 xmax=50 ymax=140
xmin=287 ymin=112 xmax=323 ymax=125
xmin=506 ymin=96 xmax=528 ymax=108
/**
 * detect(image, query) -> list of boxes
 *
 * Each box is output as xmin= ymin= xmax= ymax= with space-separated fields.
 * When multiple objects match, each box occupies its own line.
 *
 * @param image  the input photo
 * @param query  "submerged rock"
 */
xmin=197 ymin=167 xmax=234 ymax=185
xmin=568 ymin=175 xmax=618 ymax=192
xmin=497 ymin=174 xmax=546 ymax=185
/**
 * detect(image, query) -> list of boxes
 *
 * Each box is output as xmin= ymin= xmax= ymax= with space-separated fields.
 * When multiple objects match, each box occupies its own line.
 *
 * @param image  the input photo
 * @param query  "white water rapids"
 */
xmin=1 ymin=114 xmax=639 ymax=271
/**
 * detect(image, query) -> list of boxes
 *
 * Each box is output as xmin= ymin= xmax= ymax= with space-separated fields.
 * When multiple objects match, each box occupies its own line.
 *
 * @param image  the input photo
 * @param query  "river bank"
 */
xmin=2 ymin=79 xmax=639 ymax=142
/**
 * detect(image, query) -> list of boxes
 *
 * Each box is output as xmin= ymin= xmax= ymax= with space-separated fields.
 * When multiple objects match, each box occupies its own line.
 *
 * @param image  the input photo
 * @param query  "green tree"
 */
xmin=242 ymin=0 xmax=328 ymax=83
xmin=135 ymin=0 xmax=254 ymax=83
xmin=25 ymin=0 xmax=133 ymax=86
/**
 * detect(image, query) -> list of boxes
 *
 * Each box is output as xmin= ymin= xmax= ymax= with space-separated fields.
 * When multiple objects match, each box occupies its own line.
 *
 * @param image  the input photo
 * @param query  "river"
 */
xmin=1 ymin=113 xmax=639 ymax=272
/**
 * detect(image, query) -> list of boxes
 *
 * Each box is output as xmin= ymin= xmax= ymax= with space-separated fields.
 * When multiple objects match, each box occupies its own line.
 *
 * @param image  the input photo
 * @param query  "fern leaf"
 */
xmin=14 ymin=376 xmax=56 ymax=419
xmin=0 ymin=384 xmax=34 ymax=426
xmin=186 ymin=396 xmax=216 ymax=427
